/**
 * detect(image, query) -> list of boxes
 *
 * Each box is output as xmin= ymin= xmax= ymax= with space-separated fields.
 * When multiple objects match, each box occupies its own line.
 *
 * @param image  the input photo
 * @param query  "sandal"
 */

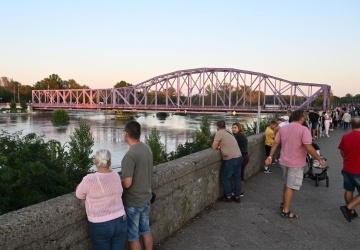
xmin=351 ymin=209 xmax=358 ymax=219
xmin=281 ymin=211 xmax=299 ymax=219
xmin=280 ymin=203 xmax=284 ymax=209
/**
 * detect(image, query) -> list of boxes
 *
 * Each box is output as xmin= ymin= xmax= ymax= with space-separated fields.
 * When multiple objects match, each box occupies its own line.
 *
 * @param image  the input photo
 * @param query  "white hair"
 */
xmin=94 ymin=149 xmax=111 ymax=168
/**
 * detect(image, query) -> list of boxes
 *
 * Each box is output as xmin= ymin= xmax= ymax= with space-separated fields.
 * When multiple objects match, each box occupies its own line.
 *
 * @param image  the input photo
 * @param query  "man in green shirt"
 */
xmin=122 ymin=121 xmax=153 ymax=250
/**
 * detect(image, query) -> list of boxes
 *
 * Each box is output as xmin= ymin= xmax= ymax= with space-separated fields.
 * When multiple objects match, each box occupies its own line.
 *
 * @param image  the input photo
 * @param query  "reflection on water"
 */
xmin=0 ymin=112 xmax=258 ymax=170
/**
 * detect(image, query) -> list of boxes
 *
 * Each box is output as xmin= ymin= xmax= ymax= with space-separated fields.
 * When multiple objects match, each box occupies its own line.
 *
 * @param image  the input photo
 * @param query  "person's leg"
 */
xmin=141 ymin=234 xmax=153 ymax=250
xmin=138 ymin=202 xmax=152 ymax=250
xmin=89 ymin=220 xmax=112 ymax=250
xmin=282 ymin=167 xmax=303 ymax=217
xmin=111 ymin=216 xmax=127 ymax=250
xmin=125 ymin=206 xmax=141 ymax=250
xmin=282 ymin=186 xmax=294 ymax=213
xmin=347 ymin=195 xmax=360 ymax=210
xmin=232 ymin=157 xmax=242 ymax=198
xmin=240 ymin=154 xmax=249 ymax=194
xmin=324 ymin=120 xmax=329 ymax=136
xmin=345 ymin=190 xmax=354 ymax=205
xmin=220 ymin=159 xmax=234 ymax=198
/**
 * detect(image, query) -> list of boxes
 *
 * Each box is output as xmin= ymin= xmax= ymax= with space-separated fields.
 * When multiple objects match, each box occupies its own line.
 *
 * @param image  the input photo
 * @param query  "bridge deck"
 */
xmin=156 ymin=128 xmax=360 ymax=249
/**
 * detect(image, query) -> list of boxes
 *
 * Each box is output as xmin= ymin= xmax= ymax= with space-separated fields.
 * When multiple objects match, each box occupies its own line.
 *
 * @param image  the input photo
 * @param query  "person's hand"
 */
xmin=319 ymin=159 xmax=326 ymax=167
xmin=265 ymin=157 xmax=272 ymax=166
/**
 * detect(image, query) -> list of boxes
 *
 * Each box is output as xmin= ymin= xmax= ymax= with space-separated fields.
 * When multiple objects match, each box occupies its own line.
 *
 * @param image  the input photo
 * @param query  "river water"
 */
xmin=0 ymin=111 xmax=258 ymax=170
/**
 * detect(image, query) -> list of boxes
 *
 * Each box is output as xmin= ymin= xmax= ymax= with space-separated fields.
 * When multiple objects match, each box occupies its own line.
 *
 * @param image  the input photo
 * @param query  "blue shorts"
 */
xmin=311 ymin=121 xmax=319 ymax=130
xmin=342 ymin=170 xmax=360 ymax=193
xmin=125 ymin=201 xmax=151 ymax=241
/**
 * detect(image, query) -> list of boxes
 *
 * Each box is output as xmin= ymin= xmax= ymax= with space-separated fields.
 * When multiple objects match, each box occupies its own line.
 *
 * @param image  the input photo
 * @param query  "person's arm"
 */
xmin=304 ymin=144 xmax=326 ymax=166
xmin=265 ymin=141 xmax=279 ymax=165
xmin=122 ymin=178 xmax=133 ymax=188
xmin=340 ymin=150 xmax=345 ymax=158
xmin=212 ymin=140 xmax=220 ymax=150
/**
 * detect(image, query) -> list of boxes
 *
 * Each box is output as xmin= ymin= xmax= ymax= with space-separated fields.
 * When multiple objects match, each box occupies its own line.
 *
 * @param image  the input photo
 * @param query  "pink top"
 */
xmin=275 ymin=122 xmax=312 ymax=168
xmin=76 ymin=171 xmax=125 ymax=223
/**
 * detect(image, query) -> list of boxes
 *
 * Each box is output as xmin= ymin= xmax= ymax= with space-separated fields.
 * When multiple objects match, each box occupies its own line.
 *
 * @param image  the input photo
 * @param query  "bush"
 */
xmin=145 ymin=128 xmax=167 ymax=166
xmin=67 ymin=118 xmax=94 ymax=187
xmin=51 ymin=109 xmax=70 ymax=124
xmin=0 ymin=118 xmax=94 ymax=215
xmin=10 ymin=100 xmax=16 ymax=109
xmin=20 ymin=100 xmax=28 ymax=111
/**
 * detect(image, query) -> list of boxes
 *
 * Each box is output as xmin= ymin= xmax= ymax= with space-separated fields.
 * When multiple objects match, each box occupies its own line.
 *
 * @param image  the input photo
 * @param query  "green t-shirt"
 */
xmin=121 ymin=142 xmax=153 ymax=207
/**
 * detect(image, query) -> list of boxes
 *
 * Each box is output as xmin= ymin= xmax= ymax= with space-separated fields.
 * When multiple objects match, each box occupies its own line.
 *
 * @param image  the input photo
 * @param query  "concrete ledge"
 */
xmin=0 ymin=133 xmax=265 ymax=249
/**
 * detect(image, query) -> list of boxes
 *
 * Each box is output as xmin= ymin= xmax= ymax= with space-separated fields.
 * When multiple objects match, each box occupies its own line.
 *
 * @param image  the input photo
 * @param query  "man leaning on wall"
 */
xmin=212 ymin=120 xmax=243 ymax=203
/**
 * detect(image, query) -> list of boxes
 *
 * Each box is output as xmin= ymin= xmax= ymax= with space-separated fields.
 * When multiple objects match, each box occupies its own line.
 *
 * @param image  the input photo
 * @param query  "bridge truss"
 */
xmin=32 ymin=68 xmax=331 ymax=113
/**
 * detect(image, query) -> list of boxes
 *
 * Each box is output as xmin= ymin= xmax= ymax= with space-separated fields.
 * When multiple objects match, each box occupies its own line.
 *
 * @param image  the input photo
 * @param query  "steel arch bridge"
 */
xmin=32 ymin=68 xmax=331 ymax=114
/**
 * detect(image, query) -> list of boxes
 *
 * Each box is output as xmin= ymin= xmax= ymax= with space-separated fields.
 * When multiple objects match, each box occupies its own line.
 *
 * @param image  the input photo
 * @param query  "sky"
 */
xmin=1 ymin=0 xmax=359 ymax=97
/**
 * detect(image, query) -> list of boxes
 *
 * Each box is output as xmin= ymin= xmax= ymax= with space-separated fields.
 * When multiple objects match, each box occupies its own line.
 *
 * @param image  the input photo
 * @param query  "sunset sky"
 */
xmin=1 ymin=0 xmax=359 ymax=97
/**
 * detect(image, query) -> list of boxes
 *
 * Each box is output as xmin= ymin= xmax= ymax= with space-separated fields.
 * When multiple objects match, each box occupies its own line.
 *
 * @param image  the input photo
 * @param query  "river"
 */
xmin=0 ymin=111 xmax=258 ymax=170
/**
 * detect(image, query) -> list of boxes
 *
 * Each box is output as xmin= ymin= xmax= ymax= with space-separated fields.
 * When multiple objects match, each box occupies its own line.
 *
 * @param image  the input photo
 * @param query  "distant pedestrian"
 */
xmin=342 ymin=109 xmax=352 ymax=130
xmin=232 ymin=123 xmax=249 ymax=196
xmin=121 ymin=121 xmax=154 ymax=250
xmin=308 ymin=110 xmax=320 ymax=139
xmin=339 ymin=118 xmax=360 ymax=222
xmin=265 ymin=110 xmax=326 ymax=218
xmin=264 ymin=121 xmax=277 ymax=173
xmin=213 ymin=120 xmax=243 ymax=203
xmin=324 ymin=109 xmax=331 ymax=137
xmin=76 ymin=149 xmax=127 ymax=250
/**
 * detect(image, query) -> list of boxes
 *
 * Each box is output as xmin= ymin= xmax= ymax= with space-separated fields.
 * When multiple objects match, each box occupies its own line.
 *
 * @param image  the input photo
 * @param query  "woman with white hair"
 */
xmin=76 ymin=149 xmax=127 ymax=250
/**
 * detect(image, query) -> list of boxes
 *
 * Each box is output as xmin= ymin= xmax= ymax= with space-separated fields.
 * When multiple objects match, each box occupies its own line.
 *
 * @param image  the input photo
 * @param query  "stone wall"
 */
xmin=0 ymin=133 xmax=265 ymax=249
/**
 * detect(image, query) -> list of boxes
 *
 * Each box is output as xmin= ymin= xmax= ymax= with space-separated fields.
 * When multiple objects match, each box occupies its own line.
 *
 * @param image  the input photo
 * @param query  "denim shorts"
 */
xmin=125 ymin=201 xmax=151 ymax=242
xmin=281 ymin=165 xmax=304 ymax=190
xmin=342 ymin=170 xmax=360 ymax=193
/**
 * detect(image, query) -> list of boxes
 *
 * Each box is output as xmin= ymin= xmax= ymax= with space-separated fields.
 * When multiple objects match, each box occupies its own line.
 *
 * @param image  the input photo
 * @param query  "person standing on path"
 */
xmin=121 ymin=121 xmax=154 ymax=250
xmin=342 ymin=109 xmax=352 ymax=130
xmin=212 ymin=120 xmax=243 ymax=203
xmin=324 ymin=109 xmax=332 ymax=137
xmin=338 ymin=118 xmax=360 ymax=222
xmin=265 ymin=110 xmax=326 ymax=218
xmin=232 ymin=122 xmax=249 ymax=196
xmin=264 ymin=121 xmax=277 ymax=173
xmin=76 ymin=150 xmax=127 ymax=250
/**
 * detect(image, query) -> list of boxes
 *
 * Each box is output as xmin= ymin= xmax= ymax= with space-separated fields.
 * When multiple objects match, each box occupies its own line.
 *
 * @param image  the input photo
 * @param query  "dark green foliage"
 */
xmin=20 ymin=100 xmax=28 ymax=111
xmin=0 ymin=132 xmax=69 ymax=214
xmin=0 ymin=118 xmax=94 ymax=215
xmin=10 ymin=100 xmax=16 ymax=109
xmin=67 ymin=118 xmax=94 ymax=187
xmin=145 ymin=128 xmax=168 ymax=166
xmin=168 ymin=115 xmax=213 ymax=161
xmin=51 ymin=109 xmax=70 ymax=124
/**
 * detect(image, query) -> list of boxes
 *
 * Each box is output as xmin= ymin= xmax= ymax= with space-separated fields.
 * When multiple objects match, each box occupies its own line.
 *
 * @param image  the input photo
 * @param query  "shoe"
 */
xmin=326 ymin=134 xmax=330 ymax=137
xmin=264 ymin=168 xmax=272 ymax=174
xmin=351 ymin=209 xmax=358 ymax=219
xmin=274 ymin=159 xmax=279 ymax=163
xmin=219 ymin=196 xmax=232 ymax=202
xmin=340 ymin=206 xmax=352 ymax=222
xmin=232 ymin=196 xmax=241 ymax=203
xmin=330 ymin=129 xmax=334 ymax=131
xmin=240 ymin=192 xmax=244 ymax=197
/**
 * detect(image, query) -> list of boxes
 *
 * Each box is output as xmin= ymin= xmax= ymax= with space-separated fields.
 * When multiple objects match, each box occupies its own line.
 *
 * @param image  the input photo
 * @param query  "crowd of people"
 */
xmin=74 ymin=108 xmax=360 ymax=249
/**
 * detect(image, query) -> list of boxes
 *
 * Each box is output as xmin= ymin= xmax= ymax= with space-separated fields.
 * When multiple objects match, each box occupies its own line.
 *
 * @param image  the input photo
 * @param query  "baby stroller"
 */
xmin=303 ymin=143 xmax=329 ymax=187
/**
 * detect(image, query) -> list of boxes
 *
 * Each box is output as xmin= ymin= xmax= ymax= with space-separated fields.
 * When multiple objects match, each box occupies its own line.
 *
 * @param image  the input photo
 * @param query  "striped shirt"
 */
xmin=76 ymin=171 xmax=125 ymax=223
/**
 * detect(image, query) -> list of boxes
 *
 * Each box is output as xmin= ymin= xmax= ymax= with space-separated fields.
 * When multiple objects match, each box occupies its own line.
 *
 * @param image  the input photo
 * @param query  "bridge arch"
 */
xmin=32 ymin=68 xmax=331 ymax=113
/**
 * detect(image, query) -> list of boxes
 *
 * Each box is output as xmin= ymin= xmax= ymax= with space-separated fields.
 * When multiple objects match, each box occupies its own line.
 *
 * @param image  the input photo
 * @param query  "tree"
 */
xmin=20 ymin=100 xmax=28 ymax=111
xmin=51 ymin=109 xmax=70 ymax=124
xmin=114 ymin=80 xmax=132 ymax=88
xmin=67 ymin=118 xmax=94 ymax=187
xmin=34 ymin=74 xmax=64 ymax=90
xmin=145 ymin=128 xmax=167 ymax=166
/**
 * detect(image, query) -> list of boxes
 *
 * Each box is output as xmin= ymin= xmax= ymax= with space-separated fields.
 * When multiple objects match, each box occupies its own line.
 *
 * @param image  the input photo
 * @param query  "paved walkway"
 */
xmin=156 ymin=127 xmax=360 ymax=250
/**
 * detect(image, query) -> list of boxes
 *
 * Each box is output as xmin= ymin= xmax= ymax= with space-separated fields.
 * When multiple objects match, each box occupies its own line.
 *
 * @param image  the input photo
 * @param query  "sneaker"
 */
xmin=232 ymin=196 xmax=241 ymax=203
xmin=219 ymin=196 xmax=232 ymax=202
xmin=326 ymin=134 xmax=330 ymax=137
xmin=340 ymin=206 xmax=352 ymax=222
xmin=351 ymin=209 xmax=358 ymax=219
xmin=240 ymin=192 xmax=244 ymax=197
xmin=264 ymin=168 xmax=272 ymax=174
